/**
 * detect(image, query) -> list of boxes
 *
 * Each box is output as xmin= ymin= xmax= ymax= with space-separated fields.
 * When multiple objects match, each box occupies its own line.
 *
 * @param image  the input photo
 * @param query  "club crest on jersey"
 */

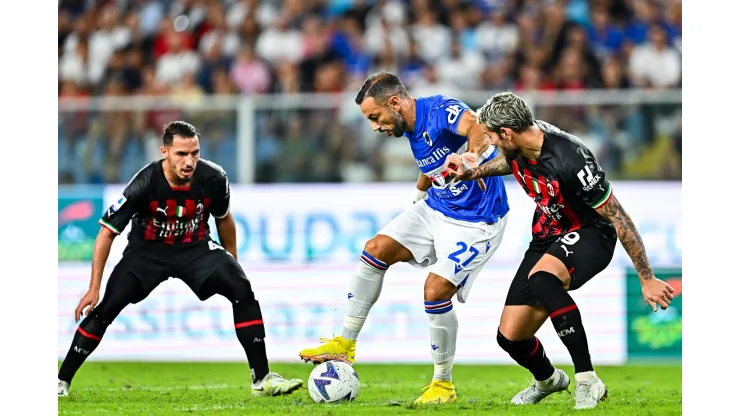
xmin=430 ymin=172 xmax=450 ymax=189
xmin=547 ymin=181 xmax=555 ymax=197
xmin=423 ymin=131 xmax=432 ymax=146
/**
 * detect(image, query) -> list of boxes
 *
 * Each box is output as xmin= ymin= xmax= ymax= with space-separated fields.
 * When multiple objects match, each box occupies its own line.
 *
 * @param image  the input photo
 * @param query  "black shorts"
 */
xmin=109 ymin=239 xmax=240 ymax=302
xmin=504 ymin=225 xmax=617 ymax=306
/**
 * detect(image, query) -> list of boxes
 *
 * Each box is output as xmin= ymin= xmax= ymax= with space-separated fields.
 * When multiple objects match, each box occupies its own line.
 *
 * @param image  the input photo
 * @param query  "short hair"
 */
xmin=354 ymin=72 xmax=410 ymax=106
xmin=476 ymin=92 xmax=534 ymax=134
xmin=162 ymin=121 xmax=199 ymax=145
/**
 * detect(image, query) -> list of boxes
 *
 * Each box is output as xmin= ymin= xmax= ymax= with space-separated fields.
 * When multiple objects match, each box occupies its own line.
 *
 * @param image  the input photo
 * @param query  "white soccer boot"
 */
xmin=58 ymin=379 xmax=69 ymax=397
xmin=511 ymin=368 xmax=570 ymax=404
xmin=573 ymin=372 xmax=608 ymax=409
xmin=251 ymin=372 xmax=303 ymax=397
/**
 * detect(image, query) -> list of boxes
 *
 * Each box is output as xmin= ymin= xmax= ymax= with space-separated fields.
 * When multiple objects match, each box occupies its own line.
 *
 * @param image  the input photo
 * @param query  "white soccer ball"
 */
xmin=308 ymin=360 xmax=360 ymax=403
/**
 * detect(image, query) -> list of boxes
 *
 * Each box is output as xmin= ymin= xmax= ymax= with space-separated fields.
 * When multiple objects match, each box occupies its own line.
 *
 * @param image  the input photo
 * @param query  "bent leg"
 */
xmin=58 ymin=267 xmax=151 ymax=386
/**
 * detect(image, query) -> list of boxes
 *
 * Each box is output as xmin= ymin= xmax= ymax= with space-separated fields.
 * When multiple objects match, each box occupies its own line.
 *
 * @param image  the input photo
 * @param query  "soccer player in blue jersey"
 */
xmin=299 ymin=72 xmax=510 ymax=404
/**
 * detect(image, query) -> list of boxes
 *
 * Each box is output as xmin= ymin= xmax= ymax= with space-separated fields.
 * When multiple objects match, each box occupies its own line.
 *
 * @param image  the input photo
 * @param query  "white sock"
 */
xmin=340 ymin=253 xmax=387 ymax=341
xmin=575 ymin=371 xmax=598 ymax=383
xmin=426 ymin=299 xmax=458 ymax=381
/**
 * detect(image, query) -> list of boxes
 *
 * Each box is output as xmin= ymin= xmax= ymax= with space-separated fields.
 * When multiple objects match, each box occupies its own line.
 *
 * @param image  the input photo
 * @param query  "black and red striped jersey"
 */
xmin=506 ymin=120 xmax=616 ymax=246
xmin=98 ymin=159 xmax=230 ymax=245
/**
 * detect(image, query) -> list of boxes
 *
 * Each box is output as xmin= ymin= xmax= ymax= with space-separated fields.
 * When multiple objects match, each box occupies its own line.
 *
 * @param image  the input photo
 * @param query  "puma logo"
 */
xmin=156 ymin=207 xmax=168 ymax=215
xmin=561 ymin=245 xmax=574 ymax=257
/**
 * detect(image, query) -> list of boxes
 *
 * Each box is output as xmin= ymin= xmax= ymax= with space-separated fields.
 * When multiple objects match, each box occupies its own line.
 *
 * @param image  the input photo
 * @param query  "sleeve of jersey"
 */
xmin=567 ymin=147 xmax=613 ymax=210
xmin=211 ymin=172 xmax=231 ymax=219
xmin=435 ymin=97 xmax=471 ymax=135
xmin=98 ymin=170 xmax=150 ymax=235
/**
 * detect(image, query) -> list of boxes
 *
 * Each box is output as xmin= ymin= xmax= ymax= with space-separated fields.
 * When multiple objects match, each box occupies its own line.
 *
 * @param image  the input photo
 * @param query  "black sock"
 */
xmin=233 ymin=300 xmax=269 ymax=383
xmin=528 ymin=271 xmax=594 ymax=373
xmin=497 ymin=330 xmax=556 ymax=381
xmin=58 ymin=316 xmax=108 ymax=384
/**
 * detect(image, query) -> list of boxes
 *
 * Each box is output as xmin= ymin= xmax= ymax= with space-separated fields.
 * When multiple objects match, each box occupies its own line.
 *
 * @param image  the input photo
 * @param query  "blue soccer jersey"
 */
xmin=405 ymin=95 xmax=509 ymax=224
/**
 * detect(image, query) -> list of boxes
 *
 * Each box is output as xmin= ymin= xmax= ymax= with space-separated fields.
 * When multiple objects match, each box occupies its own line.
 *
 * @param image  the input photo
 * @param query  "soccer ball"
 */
xmin=308 ymin=360 xmax=360 ymax=403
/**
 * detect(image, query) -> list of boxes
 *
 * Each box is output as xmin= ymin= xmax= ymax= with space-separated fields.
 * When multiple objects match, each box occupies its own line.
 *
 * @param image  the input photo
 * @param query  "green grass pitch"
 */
xmin=58 ymin=362 xmax=681 ymax=415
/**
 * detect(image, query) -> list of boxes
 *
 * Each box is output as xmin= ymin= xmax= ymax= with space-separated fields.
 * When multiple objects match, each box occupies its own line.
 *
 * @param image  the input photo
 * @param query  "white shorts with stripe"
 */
xmin=377 ymin=200 xmax=508 ymax=303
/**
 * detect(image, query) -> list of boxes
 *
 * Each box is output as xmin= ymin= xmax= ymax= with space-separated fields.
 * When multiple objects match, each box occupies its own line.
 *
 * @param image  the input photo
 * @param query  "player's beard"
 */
xmin=390 ymin=110 xmax=407 ymax=137
xmin=499 ymin=145 xmax=521 ymax=160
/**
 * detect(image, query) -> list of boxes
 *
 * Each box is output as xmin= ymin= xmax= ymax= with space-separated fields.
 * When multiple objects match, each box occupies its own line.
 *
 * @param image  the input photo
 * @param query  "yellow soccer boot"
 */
xmin=299 ymin=336 xmax=356 ymax=364
xmin=414 ymin=379 xmax=458 ymax=404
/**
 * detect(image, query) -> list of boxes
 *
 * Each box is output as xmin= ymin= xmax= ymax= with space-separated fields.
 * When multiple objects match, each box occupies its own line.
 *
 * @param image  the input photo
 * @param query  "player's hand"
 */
xmin=75 ymin=289 xmax=100 ymax=322
xmin=443 ymin=152 xmax=479 ymax=182
xmin=641 ymin=277 xmax=675 ymax=312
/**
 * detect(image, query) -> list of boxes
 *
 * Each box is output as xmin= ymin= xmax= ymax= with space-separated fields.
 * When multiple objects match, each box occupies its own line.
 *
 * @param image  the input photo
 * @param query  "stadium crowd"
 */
xmin=58 ymin=0 xmax=682 ymax=184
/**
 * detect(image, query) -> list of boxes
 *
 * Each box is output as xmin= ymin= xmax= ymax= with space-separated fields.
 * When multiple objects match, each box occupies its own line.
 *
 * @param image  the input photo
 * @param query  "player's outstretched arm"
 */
xmin=215 ymin=211 xmax=238 ymax=260
xmin=75 ymin=227 xmax=117 ymax=321
xmin=595 ymin=193 xmax=675 ymax=312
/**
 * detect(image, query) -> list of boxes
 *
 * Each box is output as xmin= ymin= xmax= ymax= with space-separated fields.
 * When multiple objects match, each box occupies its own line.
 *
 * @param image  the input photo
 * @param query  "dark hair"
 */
xmin=162 ymin=121 xmax=199 ymax=145
xmin=476 ymin=92 xmax=534 ymax=134
xmin=354 ymin=72 xmax=410 ymax=106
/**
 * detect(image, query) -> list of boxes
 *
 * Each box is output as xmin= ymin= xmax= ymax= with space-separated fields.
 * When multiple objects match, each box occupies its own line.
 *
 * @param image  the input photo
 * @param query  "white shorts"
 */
xmin=378 ymin=201 xmax=508 ymax=303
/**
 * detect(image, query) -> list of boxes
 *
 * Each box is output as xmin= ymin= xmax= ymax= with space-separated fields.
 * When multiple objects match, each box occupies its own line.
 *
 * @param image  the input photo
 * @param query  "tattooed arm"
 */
xmin=443 ymin=153 xmax=512 ymax=181
xmin=569 ymin=144 xmax=674 ymax=311
xmin=595 ymin=194 xmax=653 ymax=280
xmin=595 ymin=191 xmax=675 ymax=311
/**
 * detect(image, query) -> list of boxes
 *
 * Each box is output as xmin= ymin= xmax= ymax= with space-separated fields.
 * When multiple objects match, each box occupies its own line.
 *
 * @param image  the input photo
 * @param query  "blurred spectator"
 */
xmin=586 ymin=6 xmax=625 ymax=60
xmin=475 ymin=7 xmax=518 ymax=62
xmin=230 ymin=45 xmax=272 ymax=94
xmin=411 ymin=10 xmax=452 ymax=62
xmin=665 ymin=0 xmax=682 ymax=53
xmin=437 ymin=37 xmax=485 ymax=90
xmin=58 ymin=0 xmax=682 ymax=184
xmin=156 ymin=31 xmax=201 ymax=86
xmin=628 ymin=24 xmax=681 ymax=88
xmin=256 ymin=15 xmax=304 ymax=65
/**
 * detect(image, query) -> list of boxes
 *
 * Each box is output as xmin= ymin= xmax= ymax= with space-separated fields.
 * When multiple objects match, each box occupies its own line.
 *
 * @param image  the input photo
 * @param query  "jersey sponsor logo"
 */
xmin=416 ymin=145 xmax=450 ymax=168
xmin=445 ymin=104 xmax=462 ymax=124
xmin=152 ymin=217 xmax=201 ymax=238
xmin=537 ymin=201 xmax=566 ymax=221
xmin=107 ymin=195 xmax=127 ymax=216
xmin=577 ymin=165 xmax=602 ymax=191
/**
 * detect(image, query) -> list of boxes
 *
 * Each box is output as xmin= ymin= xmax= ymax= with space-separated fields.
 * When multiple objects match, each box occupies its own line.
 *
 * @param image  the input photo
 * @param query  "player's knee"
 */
xmin=497 ymin=329 xmax=536 ymax=356
xmin=215 ymin=261 xmax=256 ymax=303
xmin=496 ymin=329 xmax=515 ymax=351
xmin=528 ymin=270 xmax=569 ymax=291
xmin=423 ymin=274 xmax=457 ymax=302
xmin=363 ymin=235 xmax=409 ymax=266
xmin=529 ymin=255 xmax=570 ymax=286
xmin=79 ymin=313 xmax=110 ymax=337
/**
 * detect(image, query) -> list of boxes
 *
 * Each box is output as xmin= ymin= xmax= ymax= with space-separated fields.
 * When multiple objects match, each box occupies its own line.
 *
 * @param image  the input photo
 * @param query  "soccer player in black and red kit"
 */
xmin=443 ymin=92 xmax=675 ymax=409
xmin=58 ymin=121 xmax=303 ymax=397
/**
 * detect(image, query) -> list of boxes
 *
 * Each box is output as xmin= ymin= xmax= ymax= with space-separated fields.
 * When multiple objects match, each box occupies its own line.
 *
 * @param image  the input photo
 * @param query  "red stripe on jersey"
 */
xmin=145 ymin=201 xmax=159 ymax=240
xmin=197 ymin=197 xmax=211 ymax=240
xmin=171 ymin=186 xmax=190 ymax=191
xmin=536 ymin=175 xmax=563 ymax=236
xmin=511 ymin=160 xmax=524 ymax=187
xmin=164 ymin=199 xmax=177 ymax=245
xmin=182 ymin=199 xmax=196 ymax=243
